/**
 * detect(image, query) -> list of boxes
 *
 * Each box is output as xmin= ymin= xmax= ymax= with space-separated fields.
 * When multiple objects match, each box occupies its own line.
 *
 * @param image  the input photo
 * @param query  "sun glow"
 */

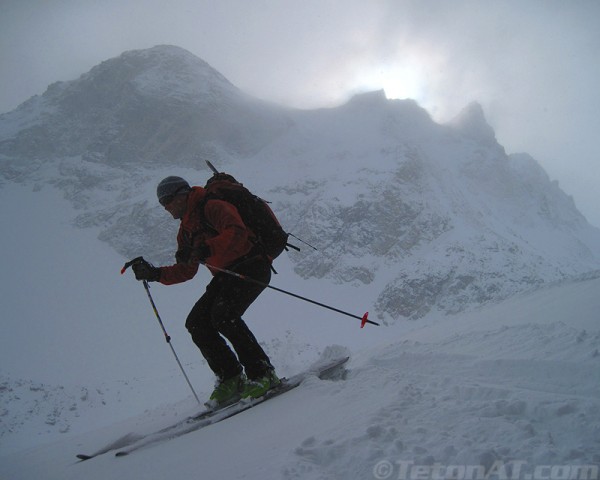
xmin=349 ymin=42 xmax=447 ymax=109
xmin=355 ymin=62 xmax=427 ymax=104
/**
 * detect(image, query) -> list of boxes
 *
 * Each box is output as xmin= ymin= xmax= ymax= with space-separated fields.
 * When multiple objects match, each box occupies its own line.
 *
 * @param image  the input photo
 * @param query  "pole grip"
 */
xmin=121 ymin=256 xmax=144 ymax=274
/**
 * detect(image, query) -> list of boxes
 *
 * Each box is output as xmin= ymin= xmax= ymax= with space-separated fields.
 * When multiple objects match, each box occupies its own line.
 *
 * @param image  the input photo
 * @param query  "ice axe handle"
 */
xmin=205 ymin=160 xmax=220 ymax=175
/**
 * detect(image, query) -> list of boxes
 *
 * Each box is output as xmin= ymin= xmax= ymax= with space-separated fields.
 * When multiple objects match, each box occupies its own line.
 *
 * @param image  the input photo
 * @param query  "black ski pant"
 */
xmin=185 ymin=256 xmax=274 ymax=381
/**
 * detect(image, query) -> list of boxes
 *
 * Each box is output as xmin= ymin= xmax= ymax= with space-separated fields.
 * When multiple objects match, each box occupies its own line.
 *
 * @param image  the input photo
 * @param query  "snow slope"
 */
xmin=1 ymin=241 xmax=599 ymax=478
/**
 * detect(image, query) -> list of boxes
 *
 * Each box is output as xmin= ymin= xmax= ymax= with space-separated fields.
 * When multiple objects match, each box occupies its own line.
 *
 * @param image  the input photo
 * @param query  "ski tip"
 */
xmin=115 ymin=451 xmax=129 ymax=457
xmin=76 ymin=454 xmax=93 ymax=461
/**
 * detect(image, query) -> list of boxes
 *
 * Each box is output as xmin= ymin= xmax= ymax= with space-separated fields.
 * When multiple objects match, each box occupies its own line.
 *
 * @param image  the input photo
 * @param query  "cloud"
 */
xmin=1 ymin=0 xmax=599 ymax=226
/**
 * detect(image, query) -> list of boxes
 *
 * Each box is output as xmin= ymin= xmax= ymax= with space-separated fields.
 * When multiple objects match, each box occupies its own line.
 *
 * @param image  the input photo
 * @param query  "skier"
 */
xmin=131 ymin=176 xmax=279 ymax=406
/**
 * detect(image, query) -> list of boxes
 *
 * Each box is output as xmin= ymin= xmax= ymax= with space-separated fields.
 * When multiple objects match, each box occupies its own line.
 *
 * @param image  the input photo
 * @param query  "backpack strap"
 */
xmin=192 ymin=192 xmax=273 ymax=267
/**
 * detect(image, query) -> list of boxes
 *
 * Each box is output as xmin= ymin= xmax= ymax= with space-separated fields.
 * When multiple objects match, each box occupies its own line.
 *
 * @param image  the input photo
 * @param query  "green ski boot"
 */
xmin=241 ymin=370 xmax=281 ymax=399
xmin=207 ymin=373 xmax=245 ymax=407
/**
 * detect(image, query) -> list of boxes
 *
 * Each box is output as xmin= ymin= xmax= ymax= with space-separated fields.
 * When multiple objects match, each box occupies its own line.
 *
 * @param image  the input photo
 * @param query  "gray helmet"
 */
xmin=156 ymin=176 xmax=191 ymax=204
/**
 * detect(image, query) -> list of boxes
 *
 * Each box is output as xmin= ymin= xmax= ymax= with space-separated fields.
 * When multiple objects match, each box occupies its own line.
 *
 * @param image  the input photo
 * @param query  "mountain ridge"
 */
xmin=1 ymin=45 xmax=599 ymax=321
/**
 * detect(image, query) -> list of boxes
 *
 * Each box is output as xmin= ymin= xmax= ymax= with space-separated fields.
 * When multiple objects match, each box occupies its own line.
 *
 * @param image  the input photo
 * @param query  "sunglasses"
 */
xmin=159 ymin=187 xmax=188 ymax=207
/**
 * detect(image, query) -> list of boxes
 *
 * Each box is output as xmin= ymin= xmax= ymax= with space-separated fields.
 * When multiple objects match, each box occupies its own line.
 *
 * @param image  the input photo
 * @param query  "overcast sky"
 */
xmin=1 ymin=0 xmax=599 ymax=226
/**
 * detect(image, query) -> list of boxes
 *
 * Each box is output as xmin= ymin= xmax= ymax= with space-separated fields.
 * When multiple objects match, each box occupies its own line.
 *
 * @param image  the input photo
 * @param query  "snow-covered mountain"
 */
xmin=1 ymin=44 xmax=599 ymax=322
xmin=1 ymin=45 xmax=600 ymax=479
xmin=0 ymin=45 xmax=289 ymax=165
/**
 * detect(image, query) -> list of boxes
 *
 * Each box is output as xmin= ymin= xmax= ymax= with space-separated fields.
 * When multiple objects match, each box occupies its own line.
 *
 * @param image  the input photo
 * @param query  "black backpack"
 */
xmin=202 ymin=172 xmax=291 ymax=261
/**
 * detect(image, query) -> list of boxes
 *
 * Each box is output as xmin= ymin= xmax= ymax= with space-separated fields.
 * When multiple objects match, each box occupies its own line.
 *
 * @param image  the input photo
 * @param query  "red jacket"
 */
xmin=159 ymin=187 xmax=255 ymax=285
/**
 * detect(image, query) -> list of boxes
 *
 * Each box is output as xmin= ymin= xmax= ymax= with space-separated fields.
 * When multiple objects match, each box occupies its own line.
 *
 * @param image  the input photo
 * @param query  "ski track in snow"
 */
xmin=285 ymin=347 xmax=600 ymax=479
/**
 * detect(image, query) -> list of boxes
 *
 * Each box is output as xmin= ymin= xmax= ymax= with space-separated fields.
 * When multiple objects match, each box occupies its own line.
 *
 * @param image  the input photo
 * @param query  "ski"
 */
xmin=114 ymin=355 xmax=349 ymax=457
xmin=76 ymin=356 xmax=349 ymax=461
xmin=76 ymin=432 xmax=145 ymax=461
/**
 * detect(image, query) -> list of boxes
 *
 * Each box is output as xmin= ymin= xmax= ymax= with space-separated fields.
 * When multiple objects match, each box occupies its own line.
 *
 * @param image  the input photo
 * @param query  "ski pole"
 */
xmin=121 ymin=259 xmax=201 ymax=405
xmin=202 ymin=261 xmax=379 ymax=328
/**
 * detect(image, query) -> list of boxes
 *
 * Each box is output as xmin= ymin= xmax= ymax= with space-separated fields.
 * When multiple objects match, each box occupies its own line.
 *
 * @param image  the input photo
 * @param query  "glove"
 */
xmin=132 ymin=258 xmax=161 ymax=282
